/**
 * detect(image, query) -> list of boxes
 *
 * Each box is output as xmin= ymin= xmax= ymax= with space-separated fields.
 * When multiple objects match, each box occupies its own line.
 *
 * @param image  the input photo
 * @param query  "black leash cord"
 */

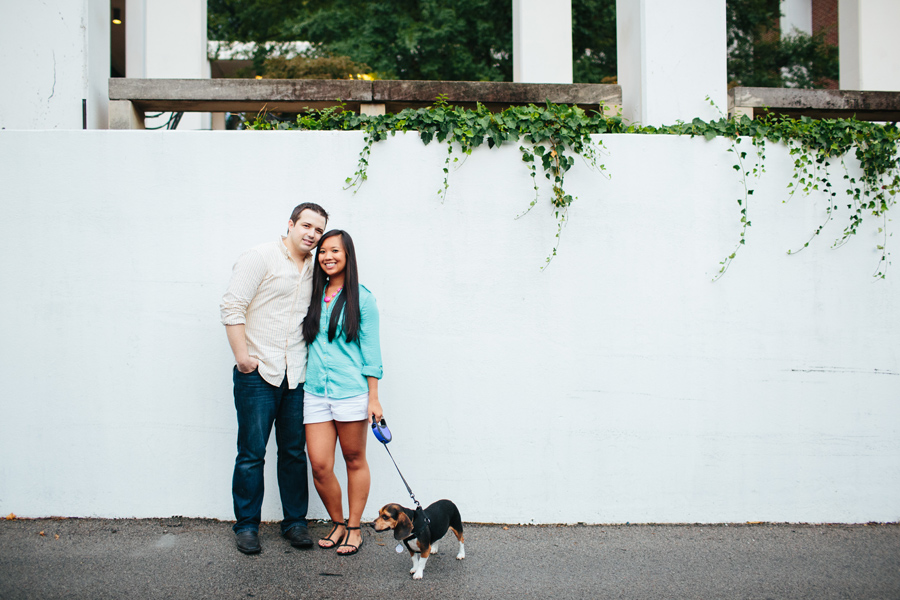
xmin=382 ymin=443 xmax=422 ymax=510
xmin=379 ymin=440 xmax=432 ymax=553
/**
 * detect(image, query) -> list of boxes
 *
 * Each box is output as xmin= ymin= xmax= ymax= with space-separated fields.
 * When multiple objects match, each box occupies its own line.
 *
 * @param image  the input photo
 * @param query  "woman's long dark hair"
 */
xmin=302 ymin=230 xmax=360 ymax=345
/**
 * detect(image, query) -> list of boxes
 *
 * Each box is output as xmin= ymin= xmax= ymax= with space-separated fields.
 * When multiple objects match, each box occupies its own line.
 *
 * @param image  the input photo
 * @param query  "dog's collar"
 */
xmin=403 ymin=508 xmax=431 ymax=554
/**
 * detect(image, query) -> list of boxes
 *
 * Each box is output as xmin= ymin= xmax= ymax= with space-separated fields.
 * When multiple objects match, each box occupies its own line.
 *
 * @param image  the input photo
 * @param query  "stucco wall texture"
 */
xmin=1 ymin=130 xmax=897 ymax=524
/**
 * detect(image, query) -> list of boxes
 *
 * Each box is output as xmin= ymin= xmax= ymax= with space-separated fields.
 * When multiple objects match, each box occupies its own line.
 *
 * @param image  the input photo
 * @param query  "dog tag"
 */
xmin=395 ymin=543 xmax=404 ymax=553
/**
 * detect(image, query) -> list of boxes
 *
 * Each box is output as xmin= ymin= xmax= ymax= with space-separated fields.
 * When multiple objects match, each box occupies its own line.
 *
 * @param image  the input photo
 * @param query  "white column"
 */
xmin=780 ymin=0 xmax=813 ymax=36
xmin=126 ymin=0 xmax=147 ymax=78
xmin=513 ymin=0 xmax=573 ymax=84
xmin=839 ymin=0 xmax=900 ymax=91
xmin=0 ymin=0 xmax=109 ymax=129
xmin=617 ymin=0 xmax=726 ymax=126
xmin=86 ymin=0 xmax=110 ymax=129
xmin=144 ymin=0 xmax=210 ymax=129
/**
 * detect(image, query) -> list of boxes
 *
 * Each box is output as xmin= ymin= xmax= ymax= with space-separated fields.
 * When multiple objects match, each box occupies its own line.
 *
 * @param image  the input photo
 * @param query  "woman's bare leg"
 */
xmin=335 ymin=419 xmax=369 ymax=553
xmin=306 ymin=421 xmax=346 ymax=547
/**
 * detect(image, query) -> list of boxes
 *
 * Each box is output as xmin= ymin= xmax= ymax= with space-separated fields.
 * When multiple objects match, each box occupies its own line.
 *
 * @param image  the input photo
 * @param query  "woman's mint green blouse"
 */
xmin=304 ymin=284 xmax=383 ymax=399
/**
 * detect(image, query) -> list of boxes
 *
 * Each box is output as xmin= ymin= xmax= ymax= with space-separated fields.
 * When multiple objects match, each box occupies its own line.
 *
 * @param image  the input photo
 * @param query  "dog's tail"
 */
xmin=448 ymin=501 xmax=463 ymax=534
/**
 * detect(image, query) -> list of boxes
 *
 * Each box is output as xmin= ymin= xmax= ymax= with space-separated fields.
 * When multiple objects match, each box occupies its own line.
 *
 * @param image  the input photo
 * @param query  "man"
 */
xmin=220 ymin=203 xmax=329 ymax=554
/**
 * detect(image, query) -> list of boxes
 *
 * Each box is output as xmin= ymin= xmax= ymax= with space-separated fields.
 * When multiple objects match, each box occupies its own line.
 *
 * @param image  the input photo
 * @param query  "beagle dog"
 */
xmin=373 ymin=500 xmax=465 ymax=579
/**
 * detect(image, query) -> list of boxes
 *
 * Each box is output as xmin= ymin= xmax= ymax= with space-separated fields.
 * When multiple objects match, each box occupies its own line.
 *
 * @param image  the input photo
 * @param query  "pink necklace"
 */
xmin=324 ymin=286 xmax=343 ymax=303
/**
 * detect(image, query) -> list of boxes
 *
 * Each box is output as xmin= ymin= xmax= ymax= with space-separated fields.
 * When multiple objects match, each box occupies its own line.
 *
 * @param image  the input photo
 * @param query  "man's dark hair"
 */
xmin=289 ymin=203 xmax=329 ymax=227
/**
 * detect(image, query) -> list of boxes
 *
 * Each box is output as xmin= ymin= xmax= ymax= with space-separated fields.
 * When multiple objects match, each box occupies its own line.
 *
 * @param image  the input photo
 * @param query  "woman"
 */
xmin=302 ymin=230 xmax=383 ymax=555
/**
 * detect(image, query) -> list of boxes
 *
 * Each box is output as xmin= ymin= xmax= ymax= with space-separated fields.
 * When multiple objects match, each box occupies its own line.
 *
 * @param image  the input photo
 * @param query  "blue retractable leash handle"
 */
xmin=371 ymin=416 xmax=392 ymax=444
xmin=372 ymin=416 xmax=423 ymax=511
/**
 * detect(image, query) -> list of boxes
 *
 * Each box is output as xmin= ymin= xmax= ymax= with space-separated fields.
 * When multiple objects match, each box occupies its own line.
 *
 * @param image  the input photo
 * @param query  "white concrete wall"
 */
xmin=839 ymin=0 xmax=900 ymax=91
xmin=617 ymin=0 xmax=727 ymax=126
xmin=0 ymin=0 xmax=109 ymax=129
xmin=0 ymin=131 xmax=898 ymax=525
xmin=513 ymin=0 xmax=574 ymax=83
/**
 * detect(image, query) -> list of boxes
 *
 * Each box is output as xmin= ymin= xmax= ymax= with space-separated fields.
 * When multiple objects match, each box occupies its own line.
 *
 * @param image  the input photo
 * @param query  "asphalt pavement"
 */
xmin=1 ymin=517 xmax=898 ymax=599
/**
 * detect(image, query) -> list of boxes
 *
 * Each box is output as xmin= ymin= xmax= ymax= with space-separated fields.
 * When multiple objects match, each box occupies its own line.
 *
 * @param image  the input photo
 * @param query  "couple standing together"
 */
xmin=220 ymin=203 xmax=381 ymax=556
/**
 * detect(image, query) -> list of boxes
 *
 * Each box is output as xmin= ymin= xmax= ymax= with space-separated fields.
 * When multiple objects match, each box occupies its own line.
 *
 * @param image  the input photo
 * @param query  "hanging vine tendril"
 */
xmin=248 ymin=101 xmax=899 ymax=278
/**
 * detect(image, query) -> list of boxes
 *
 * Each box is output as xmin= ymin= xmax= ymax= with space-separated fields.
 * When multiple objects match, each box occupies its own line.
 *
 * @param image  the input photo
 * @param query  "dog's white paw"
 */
xmin=457 ymin=543 xmax=465 ymax=560
xmin=411 ymin=555 xmax=428 ymax=579
xmin=431 ymin=542 xmax=439 ymax=554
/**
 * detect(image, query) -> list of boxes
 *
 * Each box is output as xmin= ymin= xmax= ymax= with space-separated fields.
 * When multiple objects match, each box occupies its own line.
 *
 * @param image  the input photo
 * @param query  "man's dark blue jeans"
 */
xmin=232 ymin=367 xmax=309 ymax=535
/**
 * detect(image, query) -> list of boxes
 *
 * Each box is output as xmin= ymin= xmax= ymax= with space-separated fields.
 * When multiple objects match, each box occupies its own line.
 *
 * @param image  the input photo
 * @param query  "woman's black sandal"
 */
xmin=318 ymin=521 xmax=346 ymax=549
xmin=336 ymin=526 xmax=363 ymax=556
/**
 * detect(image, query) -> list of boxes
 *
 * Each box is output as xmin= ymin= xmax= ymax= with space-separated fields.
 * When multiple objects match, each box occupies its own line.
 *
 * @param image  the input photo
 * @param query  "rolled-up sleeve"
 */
xmin=220 ymin=249 xmax=266 ymax=325
xmin=358 ymin=293 xmax=383 ymax=379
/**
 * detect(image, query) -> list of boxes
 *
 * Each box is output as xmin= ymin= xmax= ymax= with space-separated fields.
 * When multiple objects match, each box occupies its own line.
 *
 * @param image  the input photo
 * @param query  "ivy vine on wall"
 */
xmin=248 ymin=100 xmax=899 ymax=279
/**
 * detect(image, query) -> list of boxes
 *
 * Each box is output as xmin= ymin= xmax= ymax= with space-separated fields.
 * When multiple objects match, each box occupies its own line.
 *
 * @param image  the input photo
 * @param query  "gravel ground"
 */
xmin=1 ymin=518 xmax=898 ymax=600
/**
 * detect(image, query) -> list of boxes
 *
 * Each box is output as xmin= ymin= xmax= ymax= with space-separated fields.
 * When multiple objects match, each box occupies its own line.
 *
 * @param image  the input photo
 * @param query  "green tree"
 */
xmin=209 ymin=0 xmax=838 ymax=87
xmin=208 ymin=0 xmax=310 ymax=72
xmin=256 ymin=54 xmax=372 ymax=80
xmin=727 ymin=0 xmax=839 ymax=87
xmin=208 ymin=0 xmax=613 ymax=82
xmin=572 ymin=0 xmax=617 ymax=83
xmin=285 ymin=0 xmax=512 ymax=81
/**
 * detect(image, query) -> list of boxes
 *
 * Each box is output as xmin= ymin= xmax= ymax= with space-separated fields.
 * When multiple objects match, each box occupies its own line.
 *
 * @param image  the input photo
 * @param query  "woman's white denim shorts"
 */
xmin=303 ymin=390 xmax=369 ymax=424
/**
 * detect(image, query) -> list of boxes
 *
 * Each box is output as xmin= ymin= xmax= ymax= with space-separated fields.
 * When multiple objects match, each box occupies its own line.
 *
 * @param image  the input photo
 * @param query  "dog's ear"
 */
xmin=393 ymin=512 xmax=413 ymax=540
